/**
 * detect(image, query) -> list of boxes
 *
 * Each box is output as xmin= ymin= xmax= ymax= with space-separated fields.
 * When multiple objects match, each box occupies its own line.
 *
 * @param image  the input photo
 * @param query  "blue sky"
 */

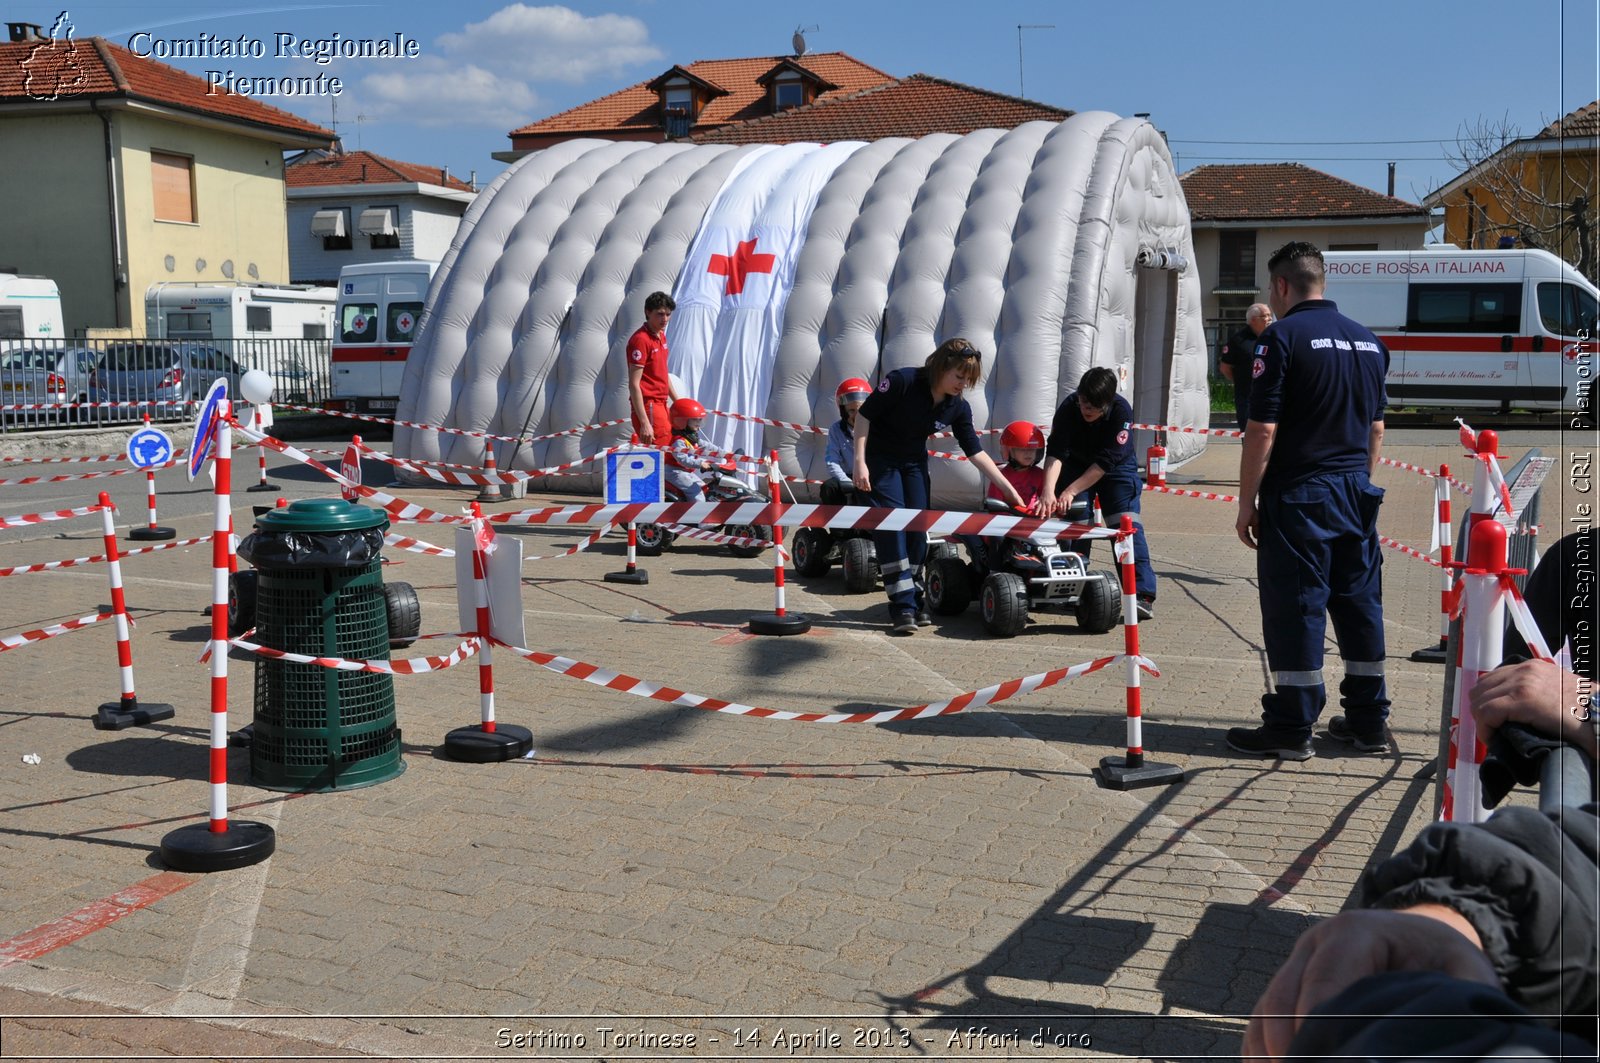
xmin=55 ymin=0 xmax=1600 ymax=200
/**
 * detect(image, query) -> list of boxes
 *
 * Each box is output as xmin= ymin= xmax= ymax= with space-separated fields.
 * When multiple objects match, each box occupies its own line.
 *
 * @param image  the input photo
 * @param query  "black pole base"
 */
xmin=1095 ymin=755 xmax=1185 ymax=790
xmin=1410 ymin=642 xmax=1449 ymax=663
xmin=443 ymin=723 xmax=533 ymax=763
xmin=604 ymin=568 xmax=649 ymax=585
xmin=748 ymin=612 xmax=812 ymax=636
xmin=127 ymin=526 xmax=176 ymax=542
xmin=93 ymin=699 xmax=175 ymax=731
xmin=159 ymin=820 xmax=275 ymax=872
xmin=245 ymin=482 xmax=280 ymax=493
xmin=229 ymin=723 xmax=253 ymax=748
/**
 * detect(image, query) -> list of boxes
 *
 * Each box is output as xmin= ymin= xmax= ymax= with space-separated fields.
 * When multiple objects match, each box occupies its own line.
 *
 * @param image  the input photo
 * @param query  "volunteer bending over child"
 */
xmin=851 ymin=339 xmax=1025 ymax=636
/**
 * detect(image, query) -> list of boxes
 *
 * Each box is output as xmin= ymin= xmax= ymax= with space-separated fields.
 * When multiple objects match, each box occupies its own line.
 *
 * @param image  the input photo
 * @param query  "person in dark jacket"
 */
xmin=1218 ymin=302 xmax=1272 ymax=430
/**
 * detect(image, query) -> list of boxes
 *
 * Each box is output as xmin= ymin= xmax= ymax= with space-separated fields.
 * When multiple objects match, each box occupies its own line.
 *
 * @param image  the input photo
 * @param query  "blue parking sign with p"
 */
xmin=605 ymin=449 xmax=663 ymax=504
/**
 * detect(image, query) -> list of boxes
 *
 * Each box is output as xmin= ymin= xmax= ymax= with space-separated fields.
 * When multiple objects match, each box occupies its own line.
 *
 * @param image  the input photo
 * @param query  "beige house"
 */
xmin=0 ymin=21 xmax=334 ymax=336
xmin=1179 ymin=164 xmax=1434 ymax=357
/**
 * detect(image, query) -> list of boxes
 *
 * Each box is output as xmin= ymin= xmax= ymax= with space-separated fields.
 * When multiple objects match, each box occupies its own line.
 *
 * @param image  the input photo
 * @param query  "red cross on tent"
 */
xmin=708 ymin=238 xmax=776 ymax=296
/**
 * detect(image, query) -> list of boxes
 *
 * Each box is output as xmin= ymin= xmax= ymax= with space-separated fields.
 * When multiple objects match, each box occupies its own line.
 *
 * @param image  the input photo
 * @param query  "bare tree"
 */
xmin=1440 ymin=113 xmax=1598 ymax=283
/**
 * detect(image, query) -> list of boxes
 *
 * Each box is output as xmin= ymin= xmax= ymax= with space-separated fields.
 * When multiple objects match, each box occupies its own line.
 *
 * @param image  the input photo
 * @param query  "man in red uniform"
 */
xmin=626 ymin=291 xmax=679 ymax=445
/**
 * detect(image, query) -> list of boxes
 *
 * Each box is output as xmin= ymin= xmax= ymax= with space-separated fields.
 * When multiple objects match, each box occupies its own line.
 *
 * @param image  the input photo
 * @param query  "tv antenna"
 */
xmin=1017 ymin=23 xmax=1055 ymax=98
xmin=355 ymin=114 xmax=374 ymax=150
xmin=792 ymin=24 xmax=818 ymax=56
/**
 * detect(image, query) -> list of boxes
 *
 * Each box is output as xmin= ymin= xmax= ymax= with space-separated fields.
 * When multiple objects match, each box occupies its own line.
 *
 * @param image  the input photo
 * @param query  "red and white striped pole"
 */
xmin=159 ymin=403 xmax=276 ymax=871
xmin=749 ymin=449 xmax=810 ymax=635
xmin=92 ymin=492 xmax=174 ymax=730
xmin=442 ymin=503 xmax=532 ymax=761
xmin=1434 ymin=463 xmax=1455 ymax=647
xmin=1095 ymin=516 xmax=1181 ymax=790
xmin=1444 ymin=518 xmax=1509 ymax=823
xmin=128 ymin=415 xmax=175 ymax=542
xmin=246 ymin=404 xmax=278 ymax=493
xmin=472 ymin=502 xmax=496 ymax=734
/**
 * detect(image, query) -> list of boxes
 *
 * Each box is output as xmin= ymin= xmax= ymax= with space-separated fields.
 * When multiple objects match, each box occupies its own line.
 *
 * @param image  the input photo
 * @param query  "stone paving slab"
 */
xmin=0 ymin=428 xmax=1581 ymax=1060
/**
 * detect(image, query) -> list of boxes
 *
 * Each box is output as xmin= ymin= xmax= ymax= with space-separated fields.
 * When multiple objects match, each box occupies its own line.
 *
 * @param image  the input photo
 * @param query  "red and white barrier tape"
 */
xmin=495 ymin=637 xmax=1156 ymax=724
xmin=1145 ymin=484 xmax=1238 ymax=503
xmin=0 ymin=502 xmax=107 ymax=530
xmin=273 ymin=403 xmax=629 ymax=446
xmin=0 ymin=400 xmax=189 ymax=413
xmin=383 ymin=532 xmax=455 ymax=557
xmin=0 ymin=534 xmax=206 ymax=578
xmin=1130 ymin=422 xmax=1242 ymax=438
xmin=2 ymin=451 xmax=128 ymax=465
xmin=224 ymin=634 xmax=481 ymax=674
xmin=658 ymin=523 xmax=772 ymax=551
xmin=0 ymin=611 xmax=112 ymax=653
xmin=0 ymin=460 xmax=178 ymax=487
xmin=523 ymin=523 xmax=616 ymax=561
xmin=1379 ymin=535 xmax=1447 ymax=569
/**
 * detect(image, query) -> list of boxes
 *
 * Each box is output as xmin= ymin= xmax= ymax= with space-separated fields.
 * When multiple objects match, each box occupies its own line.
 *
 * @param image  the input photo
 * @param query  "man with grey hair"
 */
xmin=1219 ymin=302 xmax=1273 ymax=430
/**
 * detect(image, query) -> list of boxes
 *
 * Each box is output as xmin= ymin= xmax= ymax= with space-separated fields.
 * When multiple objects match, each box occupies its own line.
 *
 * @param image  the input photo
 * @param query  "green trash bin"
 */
xmin=239 ymin=498 xmax=404 ymax=792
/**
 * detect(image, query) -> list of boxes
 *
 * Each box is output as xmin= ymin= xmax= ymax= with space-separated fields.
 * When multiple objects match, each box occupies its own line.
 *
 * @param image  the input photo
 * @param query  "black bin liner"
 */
xmin=238 ymin=527 xmax=385 ymax=570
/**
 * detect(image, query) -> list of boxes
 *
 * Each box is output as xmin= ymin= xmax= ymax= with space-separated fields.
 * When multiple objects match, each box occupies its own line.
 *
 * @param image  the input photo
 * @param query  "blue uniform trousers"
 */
xmin=1256 ymin=470 xmax=1390 ymax=732
xmin=868 ymin=458 xmax=930 ymax=615
xmin=1066 ymin=463 xmax=1156 ymax=600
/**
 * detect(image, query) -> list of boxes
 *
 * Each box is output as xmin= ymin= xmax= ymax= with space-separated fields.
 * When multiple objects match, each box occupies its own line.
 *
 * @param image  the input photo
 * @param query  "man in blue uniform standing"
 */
xmin=1229 ymin=241 xmax=1391 ymax=760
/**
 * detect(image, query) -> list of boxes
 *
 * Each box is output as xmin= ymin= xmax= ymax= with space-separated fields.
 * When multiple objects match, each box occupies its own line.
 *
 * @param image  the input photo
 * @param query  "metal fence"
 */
xmin=0 ymin=337 xmax=330 ymax=432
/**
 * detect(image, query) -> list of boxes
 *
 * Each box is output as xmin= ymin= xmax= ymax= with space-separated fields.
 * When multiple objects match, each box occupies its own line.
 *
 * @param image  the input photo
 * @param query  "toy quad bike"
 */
xmin=634 ymin=459 xmax=770 ymax=559
xmin=925 ymin=498 xmax=1120 ymax=637
xmin=790 ymin=484 xmax=960 ymax=592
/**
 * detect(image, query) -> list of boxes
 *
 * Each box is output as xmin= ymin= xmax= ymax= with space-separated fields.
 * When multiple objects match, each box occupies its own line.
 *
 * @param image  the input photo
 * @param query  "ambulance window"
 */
xmin=386 ymin=302 xmax=423 ymax=342
xmin=1537 ymin=282 xmax=1599 ymax=338
xmin=341 ymin=303 xmax=378 ymax=343
xmin=1407 ymin=283 xmax=1521 ymax=333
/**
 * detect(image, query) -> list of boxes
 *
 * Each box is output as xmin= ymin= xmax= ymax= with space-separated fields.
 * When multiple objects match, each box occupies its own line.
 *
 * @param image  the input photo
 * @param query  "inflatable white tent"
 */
xmin=394 ymin=112 xmax=1208 ymax=503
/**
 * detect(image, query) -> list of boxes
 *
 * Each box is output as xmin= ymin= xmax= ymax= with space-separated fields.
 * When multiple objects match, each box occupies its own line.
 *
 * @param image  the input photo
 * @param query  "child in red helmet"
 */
xmin=823 ymin=377 xmax=873 ymax=504
xmin=665 ymin=398 xmax=715 ymax=503
xmin=989 ymin=420 xmax=1046 ymax=510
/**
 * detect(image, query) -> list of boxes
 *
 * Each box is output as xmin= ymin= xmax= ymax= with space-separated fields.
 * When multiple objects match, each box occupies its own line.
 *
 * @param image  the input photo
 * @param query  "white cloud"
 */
xmin=436 ymin=4 xmax=663 ymax=84
xmin=357 ymin=60 xmax=539 ymax=128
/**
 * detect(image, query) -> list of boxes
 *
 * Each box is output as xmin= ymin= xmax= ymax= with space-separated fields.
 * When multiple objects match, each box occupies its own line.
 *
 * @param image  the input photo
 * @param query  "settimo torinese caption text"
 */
xmin=127 ymin=29 xmax=421 ymax=97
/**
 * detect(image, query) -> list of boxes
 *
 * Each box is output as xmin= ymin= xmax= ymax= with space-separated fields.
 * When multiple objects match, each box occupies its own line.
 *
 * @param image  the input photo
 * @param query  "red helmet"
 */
xmin=1000 ymin=420 xmax=1045 ymax=449
xmin=835 ymin=377 xmax=872 ymax=410
xmin=669 ymin=397 xmax=705 ymax=428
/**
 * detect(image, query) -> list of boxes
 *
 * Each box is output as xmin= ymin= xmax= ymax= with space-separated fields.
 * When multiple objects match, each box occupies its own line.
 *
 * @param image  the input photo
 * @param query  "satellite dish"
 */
xmin=792 ymin=27 xmax=807 ymax=55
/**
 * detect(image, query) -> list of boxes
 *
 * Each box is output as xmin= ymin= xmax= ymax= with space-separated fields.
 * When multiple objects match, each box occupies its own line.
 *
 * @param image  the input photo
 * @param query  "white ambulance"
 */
xmin=145 ymin=283 xmax=335 ymax=342
xmin=1323 ymin=248 xmax=1597 ymax=412
xmin=327 ymin=261 xmax=438 ymax=414
xmin=0 ymin=273 xmax=66 ymax=343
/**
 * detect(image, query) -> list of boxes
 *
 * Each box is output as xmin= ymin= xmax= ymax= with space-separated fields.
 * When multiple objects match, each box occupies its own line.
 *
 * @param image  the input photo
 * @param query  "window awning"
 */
xmin=357 ymin=208 xmax=395 ymax=237
xmin=310 ymin=210 xmax=345 ymax=237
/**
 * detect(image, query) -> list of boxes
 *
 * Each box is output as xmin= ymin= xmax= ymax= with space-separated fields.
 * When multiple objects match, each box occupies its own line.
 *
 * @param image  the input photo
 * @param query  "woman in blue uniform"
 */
xmin=1036 ymin=366 xmax=1157 ymax=619
xmin=852 ymin=339 xmax=1025 ymax=635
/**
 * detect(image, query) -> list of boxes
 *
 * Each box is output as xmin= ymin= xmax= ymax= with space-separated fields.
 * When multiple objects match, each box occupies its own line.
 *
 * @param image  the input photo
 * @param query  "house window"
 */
xmin=1217 ymin=230 xmax=1256 ymax=289
xmin=359 ymin=206 xmax=400 ymax=250
xmin=151 ymin=152 xmax=196 ymax=223
xmin=245 ymin=306 xmax=271 ymax=332
xmin=773 ymin=78 xmax=804 ymax=110
xmin=312 ymin=208 xmax=352 ymax=251
xmin=662 ymin=83 xmax=693 ymax=138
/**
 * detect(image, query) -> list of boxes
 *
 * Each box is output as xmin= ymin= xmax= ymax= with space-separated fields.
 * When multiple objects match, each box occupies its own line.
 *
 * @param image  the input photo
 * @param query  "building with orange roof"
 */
xmin=1179 ymin=162 xmax=1432 ymax=351
xmin=0 ymin=18 xmax=334 ymax=336
xmin=285 ymin=150 xmax=476 ymax=285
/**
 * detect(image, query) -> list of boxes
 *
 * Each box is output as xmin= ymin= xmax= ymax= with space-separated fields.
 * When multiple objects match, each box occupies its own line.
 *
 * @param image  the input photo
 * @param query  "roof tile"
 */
xmin=1538 ymin=99 xmax=1600 ymax=139
xmin=1179 ymin=163 xmax=1427 ymax=221
xmin=286 ymin=150 xmax=473 ymax=191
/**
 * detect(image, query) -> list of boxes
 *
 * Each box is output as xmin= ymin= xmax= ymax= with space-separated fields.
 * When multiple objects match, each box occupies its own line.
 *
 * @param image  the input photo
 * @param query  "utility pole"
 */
xmin=1017 ymin=23 xmax=1055 ymax=98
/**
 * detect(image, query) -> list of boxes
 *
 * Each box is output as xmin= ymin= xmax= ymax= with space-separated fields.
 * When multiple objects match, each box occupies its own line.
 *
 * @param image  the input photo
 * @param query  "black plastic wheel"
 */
xmin=980 ymin=571 xmax=1029 ymax=637
xmin=926 ymin=555 xmax=972 ymax=615
xmin=227 ymin=569 xmax=258 ymax=638
xmin=634 ymin=523 xmax=668 ymax=556
xmin=1075 ymin=573 xmax=1121 ymax=633
xmin=925 ymin=539 xmax=960 ymax=565
xmin=841 ymin=537 xmax=877 ymax=593
xmin=791 ymin=528 xmax=833 ymax=576
xmin=383 ymin=581 xmax=422 ymax=648
xmin=724 ymin=523 xmax=769 ymax=559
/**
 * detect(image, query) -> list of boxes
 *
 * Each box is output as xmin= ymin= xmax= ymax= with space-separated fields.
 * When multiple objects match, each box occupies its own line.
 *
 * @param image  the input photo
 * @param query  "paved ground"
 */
xmin=0 ymin=419 xmax=1589 ymax=1061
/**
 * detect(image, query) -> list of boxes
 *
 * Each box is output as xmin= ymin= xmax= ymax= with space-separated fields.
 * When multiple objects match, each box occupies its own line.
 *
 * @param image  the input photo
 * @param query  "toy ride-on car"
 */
xmin=634 ymin=459 xmax=770 ymax=559
xmin=925 ymin=498 xmax=1120 ymax=637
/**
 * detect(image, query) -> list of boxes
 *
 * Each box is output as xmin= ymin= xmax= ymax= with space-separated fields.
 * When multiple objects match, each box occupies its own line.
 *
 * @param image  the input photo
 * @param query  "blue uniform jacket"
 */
xmin=1044 ymin=391 xmax=1136 ymax=474
xmin=859 ymin=367 xmax=982 ymax=464
xmin=1248 ymin=298 xmax=1389 ymax=489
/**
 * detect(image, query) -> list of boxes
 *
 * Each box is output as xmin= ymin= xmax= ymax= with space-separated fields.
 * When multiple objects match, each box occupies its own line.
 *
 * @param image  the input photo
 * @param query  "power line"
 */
xmin=1169 ymin=137 xmax=1455 ymax=146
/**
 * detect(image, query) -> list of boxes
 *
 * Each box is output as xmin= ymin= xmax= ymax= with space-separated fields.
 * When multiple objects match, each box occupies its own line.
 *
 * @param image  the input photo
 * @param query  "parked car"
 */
xmin=0 ymin=345 xmax=98 ymax=423
xmin=271 ymin=357 xmax=324 ymax=405
xmin=91 ymin=342 xmax=243 ymax=421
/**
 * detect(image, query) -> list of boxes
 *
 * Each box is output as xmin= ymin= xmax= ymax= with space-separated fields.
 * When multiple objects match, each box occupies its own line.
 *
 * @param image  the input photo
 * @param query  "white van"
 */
xmin=0 ymin=274 xmax=66 ymax=343
xmin=328 ymin=261 xmax=438 ymax=414
xmin=1323 ymin=248 xmax=1597 ymax=412
xmin=145 ymin=283 xmax=335 ymax=342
